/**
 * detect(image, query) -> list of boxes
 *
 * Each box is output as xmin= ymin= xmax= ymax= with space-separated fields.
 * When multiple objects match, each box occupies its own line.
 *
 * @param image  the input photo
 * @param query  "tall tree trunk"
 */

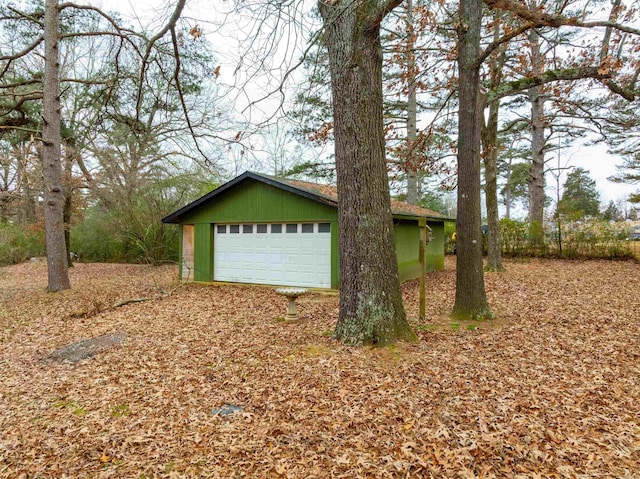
xmin=481 ymin=12 xmax=505 ymax=272
xmin=63 ymin=194 xmax=72 ymax=266
xmin=528 ymin=25 xmax=546 ymax=245
xmin=452 ymin=0 xmax=493 ymax=320
xmin=319 ymin=0 xmax=414 ymax=345
xmin=405 ymin=0 xmax=419 ymax=205
xmin=482 ymin=100 xmax=504 ymax=271
xmin=42 ymin=0 xmax=70 ymax=291
xmin=62 ymin=137 xmax=79 ymax=267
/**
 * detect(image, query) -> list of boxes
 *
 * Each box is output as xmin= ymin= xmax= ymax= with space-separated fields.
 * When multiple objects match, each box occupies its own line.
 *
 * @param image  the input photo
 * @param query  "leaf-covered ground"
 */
xmin=1 ymin=258 xmax=638 ymax=478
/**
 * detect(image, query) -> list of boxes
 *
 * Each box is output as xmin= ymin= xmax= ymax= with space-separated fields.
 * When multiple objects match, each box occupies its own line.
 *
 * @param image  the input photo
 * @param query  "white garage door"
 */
xmin=214 ymin=222 xmax=331 ymax=288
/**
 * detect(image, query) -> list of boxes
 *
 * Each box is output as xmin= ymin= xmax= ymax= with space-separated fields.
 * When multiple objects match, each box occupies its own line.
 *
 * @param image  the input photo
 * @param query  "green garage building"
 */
xmin=162 ymin=171 xmax=450 ymax=289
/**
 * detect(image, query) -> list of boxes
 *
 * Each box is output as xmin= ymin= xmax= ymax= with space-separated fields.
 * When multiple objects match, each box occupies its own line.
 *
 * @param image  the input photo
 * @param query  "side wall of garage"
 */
xmin=394 ymin=219 xmax=446 ymax=282
xmin=426 ymin=221 xmax=445 ymax=271
xmin=394 ymin=220 xmax=422 ymax=282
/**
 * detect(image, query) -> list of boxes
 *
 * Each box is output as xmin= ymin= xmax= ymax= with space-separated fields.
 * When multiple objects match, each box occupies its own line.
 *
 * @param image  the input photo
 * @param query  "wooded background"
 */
xmin=1 ymin=0 xmax=639 ymax=342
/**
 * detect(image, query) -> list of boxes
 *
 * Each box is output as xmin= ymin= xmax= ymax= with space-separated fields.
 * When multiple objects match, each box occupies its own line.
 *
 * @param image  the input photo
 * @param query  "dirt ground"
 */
xmin=0 ymin=257 xmax=639 ymax=478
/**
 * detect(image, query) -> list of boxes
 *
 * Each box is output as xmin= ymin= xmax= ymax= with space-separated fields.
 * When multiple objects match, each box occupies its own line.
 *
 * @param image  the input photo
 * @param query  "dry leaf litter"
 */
xmin=0 ymin=258 xmax=638 ymax=478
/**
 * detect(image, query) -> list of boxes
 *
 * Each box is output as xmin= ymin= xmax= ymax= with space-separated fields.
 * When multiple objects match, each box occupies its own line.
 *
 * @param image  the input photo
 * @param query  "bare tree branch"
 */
xmin=477 ymin=23 xmax=532 ymax=67
xmin=0 ymin=78 xmax=41 ymax=89
xmin=484 ymin=0 xmax=640 ymax=35
xmin=367 ymin=0 xmax=405 ymax=31
xmin=487 ymin=66 xmax=613 ymax=102
xmin=6 ymin=6 xmax=44 ymax=26
xmin=240 ymin=28 xmax=323 ymax=127
xmin=0 ymin=36 xmax=44 ymax=61
xmin=135 ymin=0 xmax=186 ymax=122
xmin=604 ymin=80 xmax=635 ymax=101
xmin=169 ymin=27 xmax=217 ymax=164
xmin=59 ymin=3 xmax=141 ymax=38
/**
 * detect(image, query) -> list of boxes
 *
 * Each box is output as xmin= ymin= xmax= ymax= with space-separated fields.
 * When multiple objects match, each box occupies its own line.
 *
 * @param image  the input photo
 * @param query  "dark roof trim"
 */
xmin=163 ymin=170 xmax=452 ymax=224
xmin=249 ymin=171 xmax=338 ymax=208
xmin=393 ymin=215 xmax=434 ymax=226
xmin=161 ymin=171 xmax=337 ymax=224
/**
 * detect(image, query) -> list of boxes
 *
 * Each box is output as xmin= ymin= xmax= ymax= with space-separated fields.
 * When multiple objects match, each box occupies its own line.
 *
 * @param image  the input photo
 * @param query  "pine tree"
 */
xmin=558 ymin=168 xmax=600 ymax=219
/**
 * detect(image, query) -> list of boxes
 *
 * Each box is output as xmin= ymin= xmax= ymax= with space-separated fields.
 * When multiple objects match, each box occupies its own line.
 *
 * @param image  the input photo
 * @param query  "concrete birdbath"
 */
xmin=275 ymin=288 xmax=307 ymax=321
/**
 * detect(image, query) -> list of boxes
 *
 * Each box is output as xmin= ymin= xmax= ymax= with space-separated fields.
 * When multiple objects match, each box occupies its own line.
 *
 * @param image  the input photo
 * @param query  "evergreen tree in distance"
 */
xmin=558 ymin=168 xmax=600 ymax=219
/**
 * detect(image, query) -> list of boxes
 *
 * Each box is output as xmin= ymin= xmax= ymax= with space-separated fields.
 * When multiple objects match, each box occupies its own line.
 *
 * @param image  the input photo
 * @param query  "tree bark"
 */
xmin=452 ymin=0 xmax=493 ymax=320
xmin=63 ymin=194 xmax=73 ymax=266
xmin=62 ymin=135 xmax=81 ymax=267
xmin=482 ymin=100 xmax=504 ymax=271
xmin=481 ymin=12 xmax=505 ymax=272
xmin=503 ymin=159 xmax=512 ymax=219
xmin=42 ymin=0 xmax=70 ymax=291
xmin=319 ymin=0 xmax=414 ymax=345
xmin=527 ymin=25 xmax=546 ymax=245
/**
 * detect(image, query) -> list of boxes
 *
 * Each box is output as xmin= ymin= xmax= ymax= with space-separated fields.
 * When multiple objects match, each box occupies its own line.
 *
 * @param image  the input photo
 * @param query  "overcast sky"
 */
xmin=88 ymin=0 xmax=637 ymax=207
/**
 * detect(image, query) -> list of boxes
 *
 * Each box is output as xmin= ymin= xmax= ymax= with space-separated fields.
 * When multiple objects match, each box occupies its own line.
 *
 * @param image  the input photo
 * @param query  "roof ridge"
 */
xmin=260 ymin=173 xmax=450 ymax=220
xmin=162 ymin=170 xmax=452 ymax=223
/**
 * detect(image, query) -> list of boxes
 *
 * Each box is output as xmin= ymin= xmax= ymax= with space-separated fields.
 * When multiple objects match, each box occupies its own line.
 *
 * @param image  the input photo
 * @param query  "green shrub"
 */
xmin=444 ymin=221 xmax=456 ymax=254
xmin=71 ymin=208 xmax=130 ymax=263
xmin=70 ymin=174 xmax=206 ymax=264
xmin=71 ymin=203 xmax=180 ymax=264
xmin=499 ymin=218 xmax=634 ymax=260
xmin=500 ymin=218 xmax=530 ymax=256
xmin=0 ymin=223 xmax=45 ymax=266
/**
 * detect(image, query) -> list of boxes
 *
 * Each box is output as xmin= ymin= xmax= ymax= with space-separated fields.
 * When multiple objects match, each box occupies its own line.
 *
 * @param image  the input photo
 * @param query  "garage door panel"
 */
xmin=296 ymin=254 xmax=317 ymax=266
xmin=214 ymin=222 xmax=331 ymax=288
xmin=254 ymin=252 xmax=269 ymax=263
xmin=268 ymin=253 xmax=285 ymax=264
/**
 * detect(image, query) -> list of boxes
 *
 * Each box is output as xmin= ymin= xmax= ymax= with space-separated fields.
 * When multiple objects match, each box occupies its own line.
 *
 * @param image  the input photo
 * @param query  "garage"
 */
xmin=162 ymin=171 xmax=450 ymax=289
xmin=213 ymin=222 xmax=331 ymax=288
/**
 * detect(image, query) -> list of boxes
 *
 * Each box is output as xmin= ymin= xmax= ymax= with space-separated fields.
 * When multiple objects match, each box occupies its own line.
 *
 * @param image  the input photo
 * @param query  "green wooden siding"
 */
xmin=178 ymin=224 xmax=183 ymax=280
xmin=182 ymin=181 xmax=337 ymax=224
xmin=194 ymin=223 xmax=213 ymax=281
xmin=394 ymin=219 xmax=446 ymax=282
xmin=175 ymin=179 xmax=446 ymax=288
xmin=426 ymin=221 xmax=445 ymax=271
xmin=394 ymin=220 xmax=421 ymax=282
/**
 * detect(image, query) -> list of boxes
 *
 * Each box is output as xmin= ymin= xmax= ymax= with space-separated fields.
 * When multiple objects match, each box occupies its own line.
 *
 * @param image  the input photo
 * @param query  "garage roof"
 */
xmin=162 ymin=171 xmax=452 ymax=224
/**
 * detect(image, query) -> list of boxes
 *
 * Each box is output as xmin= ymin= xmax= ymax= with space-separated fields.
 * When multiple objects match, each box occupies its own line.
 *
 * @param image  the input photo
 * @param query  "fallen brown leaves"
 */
xmin=0 ymin=258 xmax=639 ymax=478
